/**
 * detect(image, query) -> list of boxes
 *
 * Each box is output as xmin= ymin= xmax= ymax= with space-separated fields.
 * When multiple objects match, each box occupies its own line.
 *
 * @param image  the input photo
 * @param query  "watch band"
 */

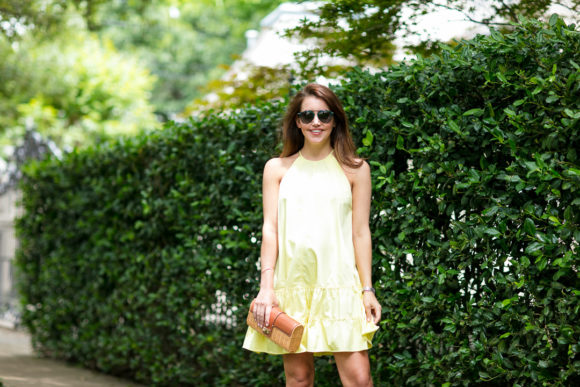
xmin=362 ymin=286 xmax=376 ymax=294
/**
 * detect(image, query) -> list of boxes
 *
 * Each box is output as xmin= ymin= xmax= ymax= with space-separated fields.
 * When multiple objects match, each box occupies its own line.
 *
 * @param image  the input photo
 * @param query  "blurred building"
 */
xmin=234 ymin=1 xmax=345 ymax=72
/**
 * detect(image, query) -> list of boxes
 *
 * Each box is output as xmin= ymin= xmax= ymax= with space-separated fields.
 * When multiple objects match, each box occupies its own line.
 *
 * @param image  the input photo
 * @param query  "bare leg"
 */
xmin=334 ymin=351 xmax=373 ymax=387
xmin=283 ymin=352 xmax=315 ymax=387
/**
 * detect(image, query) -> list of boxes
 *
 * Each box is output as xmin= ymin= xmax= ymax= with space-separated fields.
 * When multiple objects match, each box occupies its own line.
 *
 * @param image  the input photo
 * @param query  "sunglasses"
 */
xmin=297 ymin=110 xmax=334 ymax=124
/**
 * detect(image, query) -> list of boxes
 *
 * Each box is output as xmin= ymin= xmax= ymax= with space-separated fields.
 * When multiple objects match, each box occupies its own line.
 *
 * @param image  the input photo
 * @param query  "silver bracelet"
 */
xmin=362 ymin=286 xmax=376 ymax=294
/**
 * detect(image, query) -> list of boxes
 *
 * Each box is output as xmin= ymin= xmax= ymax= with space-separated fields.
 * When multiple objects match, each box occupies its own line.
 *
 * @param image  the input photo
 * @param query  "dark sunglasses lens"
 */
xmin=318 ymin=111 xmax=332 ymax=123
xmin=300 ymin=111 xmax=315 ymax=123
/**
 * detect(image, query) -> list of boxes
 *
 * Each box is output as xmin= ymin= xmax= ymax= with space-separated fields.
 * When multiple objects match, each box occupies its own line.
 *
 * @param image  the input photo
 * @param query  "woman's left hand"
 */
xmin=363 ymin=292 xmax=382 ymax=325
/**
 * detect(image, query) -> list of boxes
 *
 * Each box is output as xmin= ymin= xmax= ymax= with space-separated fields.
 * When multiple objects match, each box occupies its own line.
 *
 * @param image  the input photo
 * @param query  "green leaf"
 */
xmin=484 ymin=227 xmax=501 ymax=236
xmin=536 ymin=256 xmax=548 ymax=271
xmin=448 ymin=120 xmax=462 ymax=135
xmin=463 ymin=108 xmax=484 ymax=117
xmin=396 ymin=135 xmax=405 ymax=150
xmin=524 ymin=218 xmax=536 ymax=235
xmin=483 ymin=206 xmax=500 ymax=216
xmin=504 ymin=108 xmax=517 ymax=117
xmin=501 ymin=298 xmax=512 ymax=307
xmin=362 ymin=130 xmax=374 ymax=146
xmin=525 ymin=242 xmax=543 ymax=254
xmin=496 ymin=72 xmax=508 ymax=83
xmin=564 ymin=109 xmax=580 ymax=119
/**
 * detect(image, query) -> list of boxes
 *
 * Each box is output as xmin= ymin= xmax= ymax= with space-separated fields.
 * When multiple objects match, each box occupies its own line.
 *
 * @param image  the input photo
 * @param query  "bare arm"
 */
xmin=253 ymin=158 xmax=281 ymax=328
xmin=351 ymin=161 xmax=381 ymax=324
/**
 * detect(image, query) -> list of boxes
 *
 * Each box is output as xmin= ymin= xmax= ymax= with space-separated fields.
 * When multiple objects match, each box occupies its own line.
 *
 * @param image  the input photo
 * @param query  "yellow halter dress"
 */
xmin=243 ymin=151 xmax=378 ymax=354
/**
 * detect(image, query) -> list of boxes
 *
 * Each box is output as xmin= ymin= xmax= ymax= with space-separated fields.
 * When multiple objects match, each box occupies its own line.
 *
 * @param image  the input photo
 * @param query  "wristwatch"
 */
xmin=362 ymin=286 xmax=376 ymax=294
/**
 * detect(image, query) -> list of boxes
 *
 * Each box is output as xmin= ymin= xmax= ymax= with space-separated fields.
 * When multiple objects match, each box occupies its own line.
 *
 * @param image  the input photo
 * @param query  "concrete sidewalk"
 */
xmin=0 ymin=327 xmax=142 ymax=387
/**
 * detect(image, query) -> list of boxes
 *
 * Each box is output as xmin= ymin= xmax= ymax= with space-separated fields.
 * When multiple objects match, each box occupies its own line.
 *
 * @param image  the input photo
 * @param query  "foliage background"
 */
xmin=15 ymin=17 xmax=580 ymax=386
xmin=0 ymin=0 xmax=283 ymax=152
xmin=92 ymin=0 xmax=285 ymax=115
xmin=286 ymin=0 xmax=580 ymax=77
xmin=0 ymin=29 xmax=156 ymax=149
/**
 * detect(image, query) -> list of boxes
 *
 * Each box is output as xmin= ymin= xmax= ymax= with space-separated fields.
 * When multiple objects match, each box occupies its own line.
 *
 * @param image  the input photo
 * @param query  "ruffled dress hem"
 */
xmin=243 ymin=286 xmax=379 ymax=355
xmin=242 ymin=321 xmax=378 ymax=356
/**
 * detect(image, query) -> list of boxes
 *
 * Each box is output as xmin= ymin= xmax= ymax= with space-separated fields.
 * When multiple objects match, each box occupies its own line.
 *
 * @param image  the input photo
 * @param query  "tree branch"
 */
xmin=498 ymin=0 xmax=519 ymax=22
xmin=431 ymin=2 xmax=513 ymax=27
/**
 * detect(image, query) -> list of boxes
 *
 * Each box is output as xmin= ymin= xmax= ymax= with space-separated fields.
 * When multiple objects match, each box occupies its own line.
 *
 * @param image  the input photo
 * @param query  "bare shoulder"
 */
xmin=354 ymin=159 xmax=370 ymax=176
xmin=344 ymin=159 xmax=370 ymax=185
xmin=264 ymin=154 xmax=299 ymax=182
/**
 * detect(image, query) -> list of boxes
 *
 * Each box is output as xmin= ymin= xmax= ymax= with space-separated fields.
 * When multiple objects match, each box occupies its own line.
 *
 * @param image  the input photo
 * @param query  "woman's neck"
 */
xmin=300 ymin=143 xmax=333 ymax=161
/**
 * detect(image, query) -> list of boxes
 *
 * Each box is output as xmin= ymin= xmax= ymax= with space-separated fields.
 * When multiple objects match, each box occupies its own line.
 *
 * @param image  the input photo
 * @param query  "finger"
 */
xmin=264 ymin=305 xmax=272 ymax=327
xmin=365 ymin=305 xmax=372 ymax=322
xmin=255 ymin=304 xmax=263 ymax=327
xmin=373 ymin=305 xmax=382 ymax=324
xmin=259 ymin=305 xmax=266 ymax=328
xmin=253 ymin=305 xmax=258 ymax=325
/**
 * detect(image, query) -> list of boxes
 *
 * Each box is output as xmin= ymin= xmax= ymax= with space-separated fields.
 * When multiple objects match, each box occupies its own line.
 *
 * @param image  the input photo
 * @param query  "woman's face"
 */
xmin=296 ymin=96 xmax=334 ymax=147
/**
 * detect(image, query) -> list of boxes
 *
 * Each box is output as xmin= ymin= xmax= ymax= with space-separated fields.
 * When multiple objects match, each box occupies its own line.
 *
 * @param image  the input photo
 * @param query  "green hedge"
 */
xmin=16 ymin=17 xmax=579 ymax=386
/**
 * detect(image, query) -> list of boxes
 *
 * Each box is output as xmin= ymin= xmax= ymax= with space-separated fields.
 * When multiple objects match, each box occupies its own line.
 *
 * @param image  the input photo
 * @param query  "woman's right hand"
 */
xmin=253 ymin=288 xmax=279 ymax=329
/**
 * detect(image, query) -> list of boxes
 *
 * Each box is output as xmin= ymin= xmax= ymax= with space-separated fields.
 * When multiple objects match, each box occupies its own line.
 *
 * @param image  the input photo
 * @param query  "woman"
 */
xmin=243 ymin=83 xmax=381 ymax=386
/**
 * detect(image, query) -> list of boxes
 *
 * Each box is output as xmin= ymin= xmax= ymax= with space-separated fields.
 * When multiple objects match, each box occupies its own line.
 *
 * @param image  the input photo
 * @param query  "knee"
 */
xmin=347 ymin=371 xmax=373 ymax=387
xmin=285 ymin=367 xmax=314 ymax=387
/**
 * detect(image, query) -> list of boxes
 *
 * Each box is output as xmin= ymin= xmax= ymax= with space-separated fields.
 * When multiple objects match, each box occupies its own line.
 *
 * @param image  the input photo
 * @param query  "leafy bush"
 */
xmin=16 ymin=16 xmax=579 ymax=386
xmin=17 ymin=101 xmax=286 ymax=385
xmin=339 ymin=15 xmax=580 ymax=386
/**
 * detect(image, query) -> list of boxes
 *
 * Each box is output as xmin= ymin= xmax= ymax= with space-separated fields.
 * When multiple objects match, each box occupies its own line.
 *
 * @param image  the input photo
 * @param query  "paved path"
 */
xmin=0 ymin=327 xmax=142 ymax=387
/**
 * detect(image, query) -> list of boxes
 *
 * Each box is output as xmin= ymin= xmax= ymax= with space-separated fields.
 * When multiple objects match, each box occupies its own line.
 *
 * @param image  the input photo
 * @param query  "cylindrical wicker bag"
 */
xmin=247 ymin=300 xmax=304 ymax=352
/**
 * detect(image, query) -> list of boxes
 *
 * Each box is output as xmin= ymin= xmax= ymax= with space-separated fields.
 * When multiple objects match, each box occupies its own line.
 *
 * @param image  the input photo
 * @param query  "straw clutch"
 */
xmin=247 ymin=299 xmax=304 ymax=352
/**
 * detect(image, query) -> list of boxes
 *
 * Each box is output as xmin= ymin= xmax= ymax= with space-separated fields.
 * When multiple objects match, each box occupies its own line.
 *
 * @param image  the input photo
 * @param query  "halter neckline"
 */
xmin=298 ymin=149 xmax=333 ymax=162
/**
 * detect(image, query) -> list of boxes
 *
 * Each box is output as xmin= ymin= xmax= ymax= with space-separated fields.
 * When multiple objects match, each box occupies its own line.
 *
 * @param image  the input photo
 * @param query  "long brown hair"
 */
xmin=280 ymin=83 xmax=363 ymax=169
